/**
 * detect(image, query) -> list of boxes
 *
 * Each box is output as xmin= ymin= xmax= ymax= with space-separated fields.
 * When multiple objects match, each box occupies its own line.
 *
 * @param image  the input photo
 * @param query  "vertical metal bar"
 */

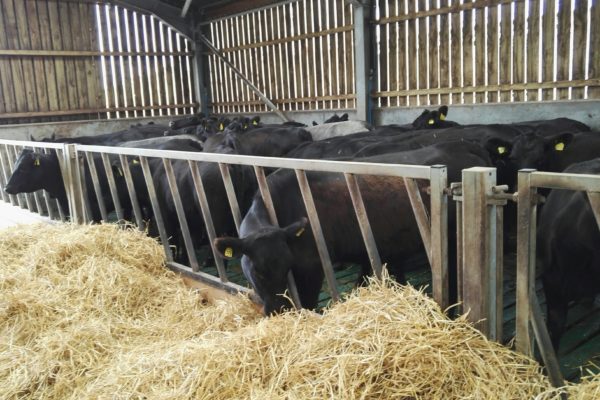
xmin=218 ymin=163 xmax=242 ymax=234
xmin=254 ymin=165 xmax=303 ymax=309
xmin=344 ymin=173 xmax=383 ymax=279
xmin=189 ymin=160 xmax=228 ymax=281
xmin=0 ymin=145 xmax=16 ymax=205
xmin=118 ymin=154 xmax=145 ymax=229
xmin=403 ymin=177 xmax=432 ymax=260
xmin=139 ymin=156 xmax=173 ymax=261
xmin=429 ymin=165 xmax=449 ymax=309
xmin=78 ymin=153 xmax=93 ymax=224
xmin=84 ymin=152 xmax=109 ymax=222
xmin=461 ymin=167 xmax=496 ymax=337
xmin=516 ymin=169 xmax=536 ymax=356
xmin=296 ymin=169 xmax=340 ymax=301
xmin=587 ymin=191 xmax=600 ymax=228
xmin=455 ymin=195 xmax=463 ymax=312
xmin=7 ymin=146 xmax=27 ymax=209
xmin=63 ymin=144 xmax=85 ymax=224
xmin=37 ymin=148 xmax=56 ymax=219
xmin=530 ymin=291 xmax=565 ymax=388
xmin=53 ymin=148 xmax=68 ymax=222
xmin=100 ymin=153 xmax=125 ymax=221
xmin=163 ymin=158 xmax=200 ymax=272
xmin=28 ymin=147 xmax=46 ymax=216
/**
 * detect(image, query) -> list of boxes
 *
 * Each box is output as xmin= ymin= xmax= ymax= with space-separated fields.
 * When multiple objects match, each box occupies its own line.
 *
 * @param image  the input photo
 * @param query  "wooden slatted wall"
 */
xmin=206 ymin=0 xmax=356 ymax=114
xmin=0 ymin=0 xmax=196 ymax=125
xmin=374 ymin=0 xmax=600 ymax=107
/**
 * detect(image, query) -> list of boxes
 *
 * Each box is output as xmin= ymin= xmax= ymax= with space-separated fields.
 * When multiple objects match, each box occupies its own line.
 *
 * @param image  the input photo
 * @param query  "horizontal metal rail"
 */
xmin=73 ymin=144 xmax=432 ymax=179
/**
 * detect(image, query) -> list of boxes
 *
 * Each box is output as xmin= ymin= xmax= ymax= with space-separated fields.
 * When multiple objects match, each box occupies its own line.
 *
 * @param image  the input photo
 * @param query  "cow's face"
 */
xmin=508 ymin=132 xmax=574 ymax=170
xmin=4 ymin=149 xmax=50 ymax=195
xmin=214 ymin=218 xmax=308 ymax=315
xmin=412 ymin=105 xmax=449 ymax=129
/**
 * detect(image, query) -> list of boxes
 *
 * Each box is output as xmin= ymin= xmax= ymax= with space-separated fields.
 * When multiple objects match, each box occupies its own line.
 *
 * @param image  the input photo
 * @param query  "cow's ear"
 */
xmin=340 ymin=113 xmax=349 ymax=121
xmin=484 ymin=137 xmax=512 ymax=157
xmin=548 ymin=132 xmax=574 ymax=152
xmin=312 ymin=121 xmax=318 ymax=126
xmin=214 ymin=237 xmax=245 ymax=259
xmin=251 ymin=116 xmax=260 ymax=126
xmin=283 ymin=217 xmax=309 ymax=239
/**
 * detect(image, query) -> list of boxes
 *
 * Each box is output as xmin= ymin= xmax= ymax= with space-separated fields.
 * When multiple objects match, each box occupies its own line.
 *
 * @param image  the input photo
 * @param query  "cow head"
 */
xmin=4 ymin=149 xmax=60 ymax=196
xmin=214 ymin=218 xmax=309 ymax=315
xmin=412 ymin=105 xmax=454 ymax=129
xmin=507 ymin=132 xmax=574 ymax=171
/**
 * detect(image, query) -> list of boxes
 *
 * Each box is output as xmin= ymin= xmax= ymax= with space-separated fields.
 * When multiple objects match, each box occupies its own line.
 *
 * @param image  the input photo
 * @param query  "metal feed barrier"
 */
xmin=0 ymin=139 xmax=449 ymax=311
xmin=515 ymin=169 xmax=600 ymax=387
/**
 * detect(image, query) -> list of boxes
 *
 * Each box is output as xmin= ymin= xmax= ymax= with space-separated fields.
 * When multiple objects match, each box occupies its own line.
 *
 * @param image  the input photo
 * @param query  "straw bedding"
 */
xmin=0 ymin=222 xmax=595 ymax=399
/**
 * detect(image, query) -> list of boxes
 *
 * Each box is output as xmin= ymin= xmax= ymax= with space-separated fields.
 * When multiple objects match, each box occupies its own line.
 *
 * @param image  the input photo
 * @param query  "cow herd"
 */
xmin=2 ymin=106 xmax=599 ymax=351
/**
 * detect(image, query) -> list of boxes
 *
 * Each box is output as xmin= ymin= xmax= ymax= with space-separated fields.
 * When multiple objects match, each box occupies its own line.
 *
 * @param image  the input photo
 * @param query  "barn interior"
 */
xmin=0 ymin=0 xmax=599 ymax=392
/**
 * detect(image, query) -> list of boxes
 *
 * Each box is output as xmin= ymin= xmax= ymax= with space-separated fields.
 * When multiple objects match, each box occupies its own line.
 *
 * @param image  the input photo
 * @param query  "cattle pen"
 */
xmin=1 ymin=0 xmax=600 ymax=397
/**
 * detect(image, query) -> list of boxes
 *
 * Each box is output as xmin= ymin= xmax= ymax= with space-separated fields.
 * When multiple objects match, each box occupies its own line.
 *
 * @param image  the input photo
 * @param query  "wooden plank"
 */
xmin=488 ymin=2 xmax=499 ymax=103
xmin=373 ymin=77 xmax=600 ymax=97
xmin=591 ymin=0 xmax=600 ymax=98
xmin=408 ymin=1 xmax=418 ymax=106
xmin=58 ymin=0 xmax=81 ymax=116
xmin=294 ymin=2 xmax=304 ymax=110
xmin=463 ymin=1 xmax=474 ymax=104
xmin=70 ymin=2 xmax=90 ymax=114
xmin=499 ymin=2 xmax=511 ymax=102
xmin=0 ymin=103 xmax=198 ymax=119
xmin=418 ymin=0 xmax=429 ymax=105
xmin=450 ymin=0 xmax=461 ymax=104
xmin=0 ymin=0 xmax=16 ymax=114
xmin=332 ymin=0 xmax=342 ymax=109
xmin=37 ymin=0 xmax=60 ymax=117
xmin=556 ymin=0 xmax=571 ymax=100
xmin=527 ymin=0 xmax=540 ymax=102
xmin=571 ymin=0 xmax=587 ymax=99
xmin=377 ymin=0 xmax=523 ymax=24
xmin=25 ymin=1 xmax=49 ymax=113
xmin=0 ymin=50 xmax=194 ymax=57
xmin=14 ymin=0 xmax=39 ymax=118
xmin=345 ymin=1 xmax=354 ymax=109
xmin=513 ymin=0 xmax=526 ymax=101
xmin=2 ymin=0 xmax=28 ymax=117
xmin=430 ymin=0 xmax=440 ymax=106
xmin=143 ymin=14 xmax=158 ymax=116
xmin=475 ymin=4 xmax=485 ymax=103
xmin=542 ymin=0 xmax=556 ymax=100
xmin=326 ymin=0 xmax=336 ymax=110
xmin=438 ymin=0 xmax=450 ymax=105
xmin=308 ymin=1 xmax=318 ymax=109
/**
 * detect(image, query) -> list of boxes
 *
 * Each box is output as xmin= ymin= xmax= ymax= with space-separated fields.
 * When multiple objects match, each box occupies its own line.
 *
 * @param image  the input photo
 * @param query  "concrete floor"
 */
xmin=0 ymin=202 xmax=54 ymax=229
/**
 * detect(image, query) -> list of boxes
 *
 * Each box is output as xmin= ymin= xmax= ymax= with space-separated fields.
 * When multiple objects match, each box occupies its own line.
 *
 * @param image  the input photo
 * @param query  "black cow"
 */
xmin=312 ymin=113 xmax=349 ymax=126
xmin=214 ymin=141 xmax=493 ymax=315
xmin=4 ymin=149 xmax=124 ymax=222
xmin=537 ymin=158 xmax=600 ymax=350
xmin=411 ymin=105 xmax=460 ymax=130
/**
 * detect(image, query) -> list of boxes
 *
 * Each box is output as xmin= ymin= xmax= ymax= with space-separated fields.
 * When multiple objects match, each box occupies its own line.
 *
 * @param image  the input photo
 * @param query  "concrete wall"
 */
xmin=243 ymin=100 xmax=600 ymax=130
xmin=0 ymin=116 xmax=173 ymax=141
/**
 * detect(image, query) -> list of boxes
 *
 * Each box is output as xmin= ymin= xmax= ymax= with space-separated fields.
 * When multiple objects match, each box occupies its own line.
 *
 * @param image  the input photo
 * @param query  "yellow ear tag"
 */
xmin=497 ymin=146 xmax=506 ymax=155
xmin=554 ymin=142 xmax=565 ymax=151
xmin=132 ymin=159 xmax=140 ymax=165
xmin=219 ymin=123 xmax=224 ymax=131
xmin=117 ymin=168 xmax=124 ymax=177
xmin=252 ymin=120 xmax=258 ymax=126
xmin=224 ymin=247 xmax=233 ymax=258
xmin=34 ymin=159 xmax=40 ymax=166
xmin=243 ymin=124 xmax=248 ymax=129
xmin=428 ymin=119 xmax=435 ymax=125
xmin=295 ymin=227 xmax=305 ymax=237
xmin=439 ymin=113 xmax=446 ymax=121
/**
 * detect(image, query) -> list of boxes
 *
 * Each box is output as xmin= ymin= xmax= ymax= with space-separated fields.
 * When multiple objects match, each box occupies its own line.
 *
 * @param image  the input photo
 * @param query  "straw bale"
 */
xmin=0 ymin=222 xmax=586 ymax=399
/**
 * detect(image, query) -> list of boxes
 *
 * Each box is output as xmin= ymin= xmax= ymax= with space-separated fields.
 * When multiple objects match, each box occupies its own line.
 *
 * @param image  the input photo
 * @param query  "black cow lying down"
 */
xmin=537 ymin=158 xmax=600 ymax=350
xmin=214 ymin=140 xmax=494 ymax=315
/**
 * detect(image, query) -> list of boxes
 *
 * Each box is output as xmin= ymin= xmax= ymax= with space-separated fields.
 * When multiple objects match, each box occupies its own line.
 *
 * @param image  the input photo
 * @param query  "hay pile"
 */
xmin=0 ymin=222 xmax=577 ymax=399
xmin=537 ymin=371 xmax=600 ymax=400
